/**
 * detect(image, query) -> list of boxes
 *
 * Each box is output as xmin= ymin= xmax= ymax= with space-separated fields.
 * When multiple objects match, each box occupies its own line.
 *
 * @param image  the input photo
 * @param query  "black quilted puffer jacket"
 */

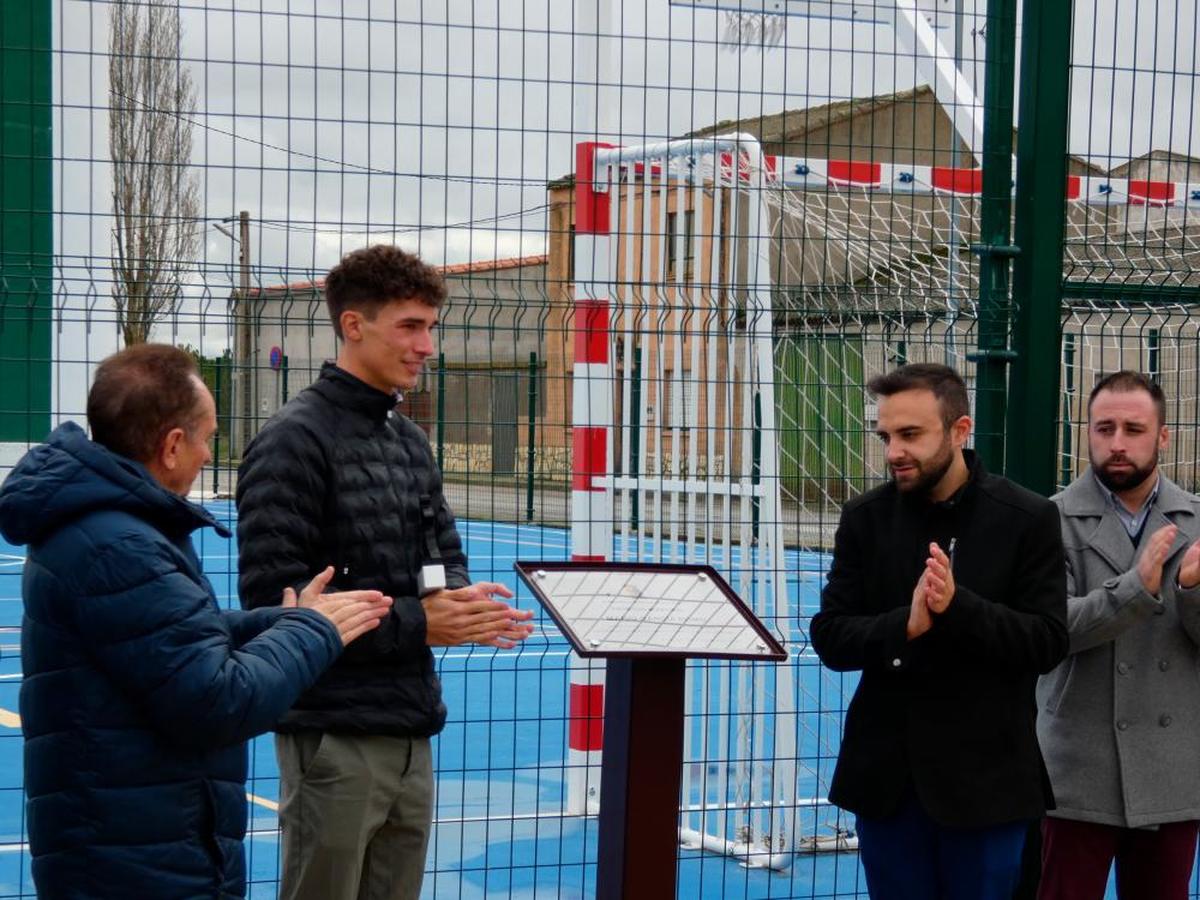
xmin=236 ymin=363 xmax=469 ymax=736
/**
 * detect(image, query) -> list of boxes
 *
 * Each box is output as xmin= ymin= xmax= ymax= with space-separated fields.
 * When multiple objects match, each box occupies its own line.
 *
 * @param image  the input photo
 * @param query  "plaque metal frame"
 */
xmin=514 ymin=560 xmax=787 ymax=899
xmin=513 ymin=560 xmax=787 ymax=661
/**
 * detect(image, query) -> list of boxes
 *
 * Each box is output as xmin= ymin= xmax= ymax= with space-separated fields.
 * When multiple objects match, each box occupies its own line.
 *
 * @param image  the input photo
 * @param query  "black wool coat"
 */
xmin=810 ymin=451 xmax=1069 ymax=828
xmin=237 ymin=364 xmax=470 ymax=736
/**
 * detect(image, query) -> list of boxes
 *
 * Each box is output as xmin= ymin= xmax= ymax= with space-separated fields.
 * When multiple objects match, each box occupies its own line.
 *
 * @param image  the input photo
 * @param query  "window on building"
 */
xmin=669 ymin=371 xmax=695 ymax=431
xmin=567 ymin=224 xmax=575 ymax=284
xmin=665 ymin=210 xmax=695 ymax=282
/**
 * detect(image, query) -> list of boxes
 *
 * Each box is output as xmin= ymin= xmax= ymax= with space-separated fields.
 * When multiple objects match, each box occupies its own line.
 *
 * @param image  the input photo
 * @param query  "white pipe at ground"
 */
xmin=677 ymin=827 xmax=793 ymax=871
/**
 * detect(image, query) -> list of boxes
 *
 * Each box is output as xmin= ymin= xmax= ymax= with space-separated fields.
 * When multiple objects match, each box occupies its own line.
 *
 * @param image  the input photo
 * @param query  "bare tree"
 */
xmin=109 ymin=0 xmax=200 ymax=346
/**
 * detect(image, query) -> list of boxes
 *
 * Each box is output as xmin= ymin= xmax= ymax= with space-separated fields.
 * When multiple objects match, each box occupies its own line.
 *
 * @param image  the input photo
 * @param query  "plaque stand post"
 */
xmin=596 ymin=657 xmax=686 ymax=899
xmin=513 ymin=561 xmax=787 ymax=900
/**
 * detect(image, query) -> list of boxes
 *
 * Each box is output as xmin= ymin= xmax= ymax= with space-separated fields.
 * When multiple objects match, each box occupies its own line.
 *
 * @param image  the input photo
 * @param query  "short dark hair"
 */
xmin=1088 ymin=370 xmax=1166 ymax=426
xmin=87 ymin=343 xmax=206 ymax=463
xmin=324 ymin=244 xmax=446 ymax=339
xmin=867 ymin=363 xmax=971 ymax=427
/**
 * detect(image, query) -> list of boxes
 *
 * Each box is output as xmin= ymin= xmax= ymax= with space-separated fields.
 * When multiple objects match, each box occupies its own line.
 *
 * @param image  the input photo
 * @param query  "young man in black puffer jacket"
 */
xmin=236 ymin=244 xmax=534 ymax=900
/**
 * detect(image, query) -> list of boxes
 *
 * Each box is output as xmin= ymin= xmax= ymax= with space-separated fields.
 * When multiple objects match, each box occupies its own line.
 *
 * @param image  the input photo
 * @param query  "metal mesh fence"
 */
xmin=0 ymin=0 xmax=1199 ymax=897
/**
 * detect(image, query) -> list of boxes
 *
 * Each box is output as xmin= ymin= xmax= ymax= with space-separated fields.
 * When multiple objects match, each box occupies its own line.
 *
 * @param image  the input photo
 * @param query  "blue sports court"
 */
xmin=0 ymin=504 xmax=1177 ymax=898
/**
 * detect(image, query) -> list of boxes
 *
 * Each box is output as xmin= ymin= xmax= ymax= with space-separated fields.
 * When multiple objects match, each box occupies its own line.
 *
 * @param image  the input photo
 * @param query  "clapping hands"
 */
xmin=906 ymin=542 xmax=956 ymax=641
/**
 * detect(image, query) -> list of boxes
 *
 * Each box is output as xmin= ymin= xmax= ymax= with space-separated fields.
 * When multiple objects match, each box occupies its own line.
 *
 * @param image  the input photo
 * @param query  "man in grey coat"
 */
xmin=1037 ymin=370 xmax=1200 ymax=900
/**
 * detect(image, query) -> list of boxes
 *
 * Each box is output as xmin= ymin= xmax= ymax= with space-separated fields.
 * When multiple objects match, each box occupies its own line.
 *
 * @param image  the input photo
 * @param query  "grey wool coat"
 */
xmin=1037 ymin=471 xmax=1200 ymax=827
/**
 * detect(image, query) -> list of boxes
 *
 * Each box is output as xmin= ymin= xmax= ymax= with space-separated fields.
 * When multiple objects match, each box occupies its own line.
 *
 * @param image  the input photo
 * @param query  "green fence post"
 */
xmin=436 ymin=351 xmax=445 ymax=471
xmin=968 ymin=0 xmax=1020 ymax=473
xmin=212 ymin=359 xmax=222 ymax=494
xmin=751 ymin=391 xmax=762 ymax=541
xmin=1059 ymin=333 xmax=1075 ymax=490
xmin=629 ymin=347 xmax=641 ymax=530
xmin=0 ymin=1 xmax=52 ymax=445
xmin=526 ymin=352 xmax=537 ymax=522
xmin=1006 ymin=0 xmax=1073 ymax=494
xmin=1147 ymin=328 xmax=1160 ymax=384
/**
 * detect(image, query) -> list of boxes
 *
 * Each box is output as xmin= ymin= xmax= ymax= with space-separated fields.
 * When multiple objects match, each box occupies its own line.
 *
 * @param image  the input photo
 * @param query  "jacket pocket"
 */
xmin=292 ymin=730 xmax=330 ymax=779
xmin=1040 ymin=657 xmax=1076 ymax=715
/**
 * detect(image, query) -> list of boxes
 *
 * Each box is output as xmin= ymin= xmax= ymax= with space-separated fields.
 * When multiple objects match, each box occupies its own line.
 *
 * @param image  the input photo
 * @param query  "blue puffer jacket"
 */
xmin=0 ymin=423 xmax=343 ymax=899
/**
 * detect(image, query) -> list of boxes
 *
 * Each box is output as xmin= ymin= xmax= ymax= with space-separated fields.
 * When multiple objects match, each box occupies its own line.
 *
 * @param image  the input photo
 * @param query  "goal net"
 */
xmin=571 ymin=136 xmax=1200 ymax=865
xmin=750 ymin=154 xmax=1200 ymax=515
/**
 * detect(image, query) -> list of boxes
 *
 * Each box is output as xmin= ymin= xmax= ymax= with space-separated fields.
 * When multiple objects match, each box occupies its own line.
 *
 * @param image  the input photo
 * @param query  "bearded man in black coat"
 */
xmin=810 ymin=363 xmax=1068 ymax=900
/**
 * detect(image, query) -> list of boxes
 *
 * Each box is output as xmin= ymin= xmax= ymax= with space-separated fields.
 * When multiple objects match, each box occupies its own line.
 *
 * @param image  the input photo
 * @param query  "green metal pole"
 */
xmin=751 ymin=391 xmax=762 ymax=541
xmin=435 ymin=351 xmax=445 ymax=471
xmin=0 ymin=2 xmax=52 ymax=444
xmin=629 ymin=347 xmax=641 ymax=530
xmin=1059 ymin=334 xmax=1075 ymax=490
xmin=526 ymin=352 xmax=537 ymax=523
xmin=968 ymin=0 xmax=1020 ymax=473
xmin=1006 ymin=0 xmax=1073 ymax=494
xmin=212 ymin=360 xmax=221 ymax=493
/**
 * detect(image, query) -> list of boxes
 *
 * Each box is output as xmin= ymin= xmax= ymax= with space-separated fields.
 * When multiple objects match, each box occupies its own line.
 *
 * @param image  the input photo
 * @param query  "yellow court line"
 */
xmin=246 ymin=793 xmax=279 ymax=811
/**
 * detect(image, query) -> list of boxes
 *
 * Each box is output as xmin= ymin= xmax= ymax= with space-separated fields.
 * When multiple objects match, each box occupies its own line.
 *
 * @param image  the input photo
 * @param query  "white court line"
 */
xmin=242 ymin=808 xmax=595 ymax=841
xmin=436 ymin=650 xmax=571 ymax=662
xmin=0 ymin=709 xmax=19 ymax=729
xmin=0 ymin=810 xmax=602 ymax=853
xmin=463 ymin=538 xmax=569 ymax=551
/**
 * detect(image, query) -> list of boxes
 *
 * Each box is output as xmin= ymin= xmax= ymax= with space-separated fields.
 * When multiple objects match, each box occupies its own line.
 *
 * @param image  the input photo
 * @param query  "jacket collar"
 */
xmin=898 ymin=447 xmax=983 ymax=509
xmin=1059 ymin=467 xmax=1193 ymax=517
xmin=310 ymin=363 xmax=399 ymax=423
xmin=1059 ymin=468 xmax=1194 ymax=572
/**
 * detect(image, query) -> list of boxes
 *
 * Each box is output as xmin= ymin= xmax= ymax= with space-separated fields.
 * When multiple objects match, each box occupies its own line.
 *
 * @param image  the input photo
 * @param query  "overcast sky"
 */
xmin=48 ymin=0 xmax=1198 ymax=416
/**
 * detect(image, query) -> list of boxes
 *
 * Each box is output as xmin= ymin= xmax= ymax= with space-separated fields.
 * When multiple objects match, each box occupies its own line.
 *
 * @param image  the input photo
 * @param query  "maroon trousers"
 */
xmin=1038 ymin=816 xmax=1200 ymax=900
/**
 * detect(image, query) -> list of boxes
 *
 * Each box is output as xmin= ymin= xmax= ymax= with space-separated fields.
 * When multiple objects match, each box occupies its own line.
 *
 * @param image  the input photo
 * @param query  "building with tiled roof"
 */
xmin=229 ymin=253 xmax=550 ymax=463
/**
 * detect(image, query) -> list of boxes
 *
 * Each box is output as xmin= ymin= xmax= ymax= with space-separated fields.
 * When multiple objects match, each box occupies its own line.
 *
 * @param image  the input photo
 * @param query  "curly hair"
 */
xmin=324 ymin=244 xmax=447 ymax=338
xmin=87 ymin=343 xmax=206 ymax=463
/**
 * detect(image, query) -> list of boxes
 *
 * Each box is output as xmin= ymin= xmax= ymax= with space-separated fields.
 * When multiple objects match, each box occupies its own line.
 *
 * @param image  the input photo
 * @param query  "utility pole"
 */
xmin=238 ymin=210 xmax=251 ymax=296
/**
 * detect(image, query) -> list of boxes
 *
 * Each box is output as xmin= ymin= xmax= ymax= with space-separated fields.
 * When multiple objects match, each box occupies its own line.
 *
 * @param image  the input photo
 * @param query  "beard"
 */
xmin=892 ymin=434 xmax=956 ymax=496
xmin=1092 ymin=453 xmax=1157 ymax=493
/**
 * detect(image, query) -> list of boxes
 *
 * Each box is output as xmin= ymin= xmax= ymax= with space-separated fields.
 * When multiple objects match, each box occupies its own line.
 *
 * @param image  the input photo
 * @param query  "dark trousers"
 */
xmin=1038 ymin=816 xmax=1199 ymax=900
xmin=855 ymin=796 xmax=1027 ymax=900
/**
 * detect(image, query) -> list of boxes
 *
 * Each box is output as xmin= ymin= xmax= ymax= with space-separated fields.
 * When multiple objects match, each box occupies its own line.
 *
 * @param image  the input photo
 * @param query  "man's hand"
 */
xmin=423 ymin=582 xmax=535 ymax=648
xmin=923 ymin=542 xmax=956 ymax=614
xmin=1177 ymin=537 xmax=1200 ymax=589
xmin=282 ymin=567 xmax=393 ymax=647
xmin=907 ymin=570 xmax=932 ymax=640
xmin=1137 ymin=524 xmax=1177 ymax=595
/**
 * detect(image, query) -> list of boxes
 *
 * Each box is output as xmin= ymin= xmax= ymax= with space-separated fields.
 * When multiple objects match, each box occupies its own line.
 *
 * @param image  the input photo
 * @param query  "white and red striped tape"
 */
xmin=680 ymin=149 xmax=1200 ymax=207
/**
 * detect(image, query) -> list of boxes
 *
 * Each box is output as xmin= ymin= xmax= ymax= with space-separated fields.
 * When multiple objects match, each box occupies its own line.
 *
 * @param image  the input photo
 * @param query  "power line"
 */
xmin=253 ymin=204 xmax=551 ymax=236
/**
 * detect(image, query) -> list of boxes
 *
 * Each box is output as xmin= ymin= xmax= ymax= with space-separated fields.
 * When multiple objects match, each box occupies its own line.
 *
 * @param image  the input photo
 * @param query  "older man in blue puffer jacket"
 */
xmin=0 ymin=344 xmax=392 ymax=899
